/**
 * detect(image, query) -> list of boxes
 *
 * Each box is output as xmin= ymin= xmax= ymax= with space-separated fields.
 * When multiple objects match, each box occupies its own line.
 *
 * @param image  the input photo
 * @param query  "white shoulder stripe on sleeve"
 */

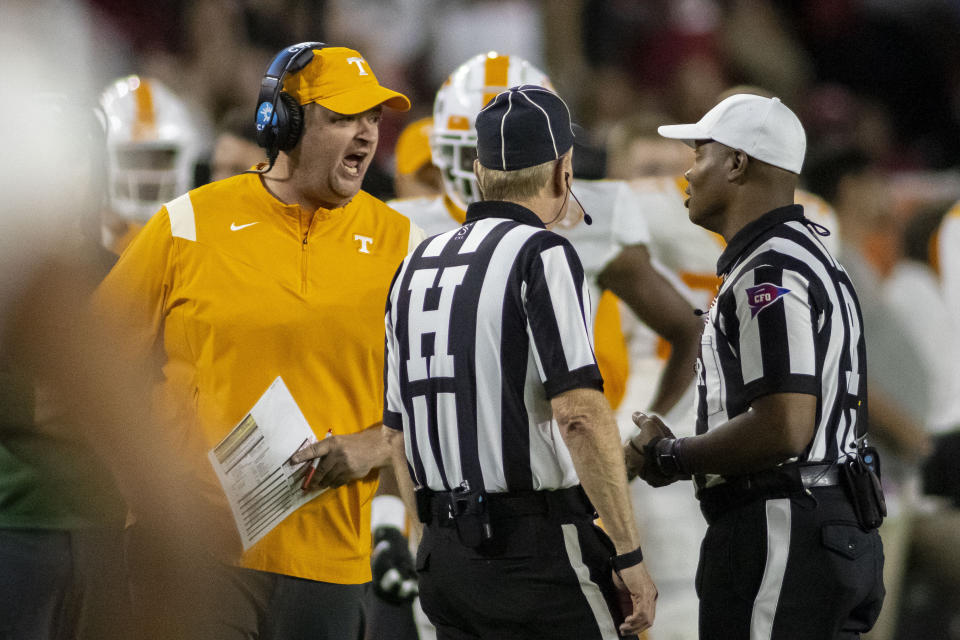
xmin=407 ymin=221 xmax=427 ymax=255
xmin=166 ymin=193 xmax=196 ymax=241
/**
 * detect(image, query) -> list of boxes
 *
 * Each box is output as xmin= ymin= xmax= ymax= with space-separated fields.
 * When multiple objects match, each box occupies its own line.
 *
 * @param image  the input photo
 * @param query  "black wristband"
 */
xmin=673 ymin=437 xmax=690 ymax=475
xmin=653 ymin=437 xmax=679 ymax=476
xmin=653 ymin=437 xmax=691 ymax=477
xmin=611 ymin=545 xmax=644 ymax=573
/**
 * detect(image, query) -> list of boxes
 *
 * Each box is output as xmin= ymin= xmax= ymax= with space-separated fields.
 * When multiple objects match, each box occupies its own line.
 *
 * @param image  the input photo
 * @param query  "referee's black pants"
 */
xmin=696 ymin=486 xmax=885 ymax=640
xmin=415 ymin=509 xmax=634 ymax=640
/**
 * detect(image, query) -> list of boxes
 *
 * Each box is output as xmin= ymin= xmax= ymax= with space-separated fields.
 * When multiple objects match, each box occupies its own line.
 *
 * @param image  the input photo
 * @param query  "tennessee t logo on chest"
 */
xmin=746 ymin=283 xmax=791 ymax=318
xmin=354 ymin=234 xmax=373 ymax=253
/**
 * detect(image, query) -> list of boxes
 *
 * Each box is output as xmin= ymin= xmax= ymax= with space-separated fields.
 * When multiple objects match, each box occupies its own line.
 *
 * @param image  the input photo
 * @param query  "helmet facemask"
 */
xmin=108 ymin=142 xmax=189 ymax=219
xmin=431 ymin=128 xmax=480 ymax=211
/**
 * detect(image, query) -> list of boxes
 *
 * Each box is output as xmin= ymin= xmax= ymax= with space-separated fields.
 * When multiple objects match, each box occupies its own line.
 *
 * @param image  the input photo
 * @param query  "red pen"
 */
xmin=301 ymin=429 xmax=333 ymax=491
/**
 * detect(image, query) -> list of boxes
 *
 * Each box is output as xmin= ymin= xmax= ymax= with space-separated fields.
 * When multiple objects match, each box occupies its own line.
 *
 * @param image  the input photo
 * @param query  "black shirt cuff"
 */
xmin=543 ymin=365 xmax=605 ymax=399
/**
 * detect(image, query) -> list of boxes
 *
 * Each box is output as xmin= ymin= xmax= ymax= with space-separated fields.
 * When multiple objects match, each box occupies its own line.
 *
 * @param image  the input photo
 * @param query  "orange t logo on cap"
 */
xmin=347 ymin=57 xmax=368 ymax=76
xmin=281 ymin=46 xmax=410 ymax=114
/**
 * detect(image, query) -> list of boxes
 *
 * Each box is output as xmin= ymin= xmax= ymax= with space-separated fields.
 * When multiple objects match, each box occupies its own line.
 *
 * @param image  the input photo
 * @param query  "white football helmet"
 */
xmin=431 ymin=52 xmax=552 ymax=210
xmin=100 ymin=76 xmax=203 ymax=222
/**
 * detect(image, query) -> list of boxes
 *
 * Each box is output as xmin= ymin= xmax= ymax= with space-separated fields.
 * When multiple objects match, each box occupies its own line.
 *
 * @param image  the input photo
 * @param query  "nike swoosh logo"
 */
xmin=230 ymin=222 xmax=259 ymax=231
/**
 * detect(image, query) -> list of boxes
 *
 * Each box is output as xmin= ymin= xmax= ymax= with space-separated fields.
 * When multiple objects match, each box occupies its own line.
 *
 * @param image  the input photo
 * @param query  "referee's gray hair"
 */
xmin=475 ymin=156 xmax=557 ymax=202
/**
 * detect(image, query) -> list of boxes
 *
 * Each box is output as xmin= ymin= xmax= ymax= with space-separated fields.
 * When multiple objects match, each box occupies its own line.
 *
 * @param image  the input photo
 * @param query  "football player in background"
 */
xmin=391 ymin=52 xmax=702 ymax=426
xmin=393 ymin=116 xmax=442 ymax=200
xmin=940 ymin=202 xmax=960 ymax=340
xmin=208 ymin=106 xmax=266 ymax=184
xmin=881 ymin=204 xmax=960 ymax=637
xmin=100 ymin=75 xmax=207 ymax=256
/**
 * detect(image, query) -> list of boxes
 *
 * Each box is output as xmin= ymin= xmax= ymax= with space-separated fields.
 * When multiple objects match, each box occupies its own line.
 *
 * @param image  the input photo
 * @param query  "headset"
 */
xmin=252 ymin=41 xmax=326 ymax=173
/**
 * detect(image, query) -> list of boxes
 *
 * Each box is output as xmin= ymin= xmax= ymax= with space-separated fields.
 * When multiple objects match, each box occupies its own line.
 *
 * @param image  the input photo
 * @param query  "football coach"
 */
xmin=382 ymin=85 xmax=658 ymax=639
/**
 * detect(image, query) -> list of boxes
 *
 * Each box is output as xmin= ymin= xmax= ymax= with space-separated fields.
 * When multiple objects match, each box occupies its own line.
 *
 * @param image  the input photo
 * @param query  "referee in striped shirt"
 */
xmin=626 ymin=95 xmax=886 ymax=639
xmin=383 ymin=85 xmax=657 ymax=639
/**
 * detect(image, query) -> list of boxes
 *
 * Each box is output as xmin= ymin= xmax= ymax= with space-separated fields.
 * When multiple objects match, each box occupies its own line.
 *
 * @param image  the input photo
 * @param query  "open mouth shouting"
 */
xmin=343 ymin=151 xmax=367 ymax=177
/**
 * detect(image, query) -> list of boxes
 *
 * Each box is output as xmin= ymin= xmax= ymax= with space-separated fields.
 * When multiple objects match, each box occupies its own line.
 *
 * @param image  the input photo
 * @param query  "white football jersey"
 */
xmin=559 ymin=179 xmax=652 ymax=309
xmin=941 ymin=203 xmax=960 ymax=324
xmin=391 ymin=179 xmax=651 ymax=319
xmin=387 ymin=195 xmax=461 ymax=239
xmin=884 ymin=260 xmax=960 ymax=433
xmin=629 ymin=176 xmax=839 ymax=300
xmin=622 ymin=176 xmax=842 ymax=426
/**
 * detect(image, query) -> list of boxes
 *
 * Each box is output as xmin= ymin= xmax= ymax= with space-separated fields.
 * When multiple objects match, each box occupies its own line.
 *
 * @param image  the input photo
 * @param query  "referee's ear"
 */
xmin=552 ymin=150 xmax=573 ymax=196
xmin=729 ymin=149 xmax=749 ymax=184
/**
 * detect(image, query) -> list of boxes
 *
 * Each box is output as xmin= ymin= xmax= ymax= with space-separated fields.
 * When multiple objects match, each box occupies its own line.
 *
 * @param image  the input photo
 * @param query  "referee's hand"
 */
xmin=613 ymin=561 xmax=657 ymax=635
xmin=624 ymin=412 xmax=678 ymax=484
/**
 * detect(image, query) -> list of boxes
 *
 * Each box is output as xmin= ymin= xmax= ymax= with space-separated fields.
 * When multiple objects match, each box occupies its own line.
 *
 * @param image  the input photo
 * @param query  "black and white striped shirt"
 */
xmin=383 ymin=201 xmax=603 ymax=493
xmin=696 ymin=205 xmax=867 ymax=481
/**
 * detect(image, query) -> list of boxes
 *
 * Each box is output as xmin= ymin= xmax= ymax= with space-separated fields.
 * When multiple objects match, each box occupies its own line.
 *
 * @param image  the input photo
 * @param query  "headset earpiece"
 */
xmin=276 ymin=92 xmax=304 ymax=152
xmin=252 ymin=41 xmax=326 ymax=169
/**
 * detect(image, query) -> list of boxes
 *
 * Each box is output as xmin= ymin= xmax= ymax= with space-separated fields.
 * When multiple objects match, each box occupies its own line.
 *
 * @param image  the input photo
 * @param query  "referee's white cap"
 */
xmin=658 ymin=94 xmax=806 ymax=174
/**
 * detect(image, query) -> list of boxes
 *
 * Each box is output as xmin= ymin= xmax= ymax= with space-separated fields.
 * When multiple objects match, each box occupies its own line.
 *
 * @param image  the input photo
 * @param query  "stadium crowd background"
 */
xmin=82 ymin=0 xmax=960 ymax=205
xmin=3 ymin=0 xmax=960 ymax=638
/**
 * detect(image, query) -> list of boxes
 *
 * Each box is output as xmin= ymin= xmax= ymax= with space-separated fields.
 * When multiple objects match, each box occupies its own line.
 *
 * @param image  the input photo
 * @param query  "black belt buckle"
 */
xmin=450 ymin=486 xmax=493 ymax=548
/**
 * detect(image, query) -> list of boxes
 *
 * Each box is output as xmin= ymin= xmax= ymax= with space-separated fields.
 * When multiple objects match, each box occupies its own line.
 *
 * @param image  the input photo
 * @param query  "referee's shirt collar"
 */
xmin=716 ymin=204 xmax=804 ymax=276
xmin=465 ymin=200 xmax=546 ymax=229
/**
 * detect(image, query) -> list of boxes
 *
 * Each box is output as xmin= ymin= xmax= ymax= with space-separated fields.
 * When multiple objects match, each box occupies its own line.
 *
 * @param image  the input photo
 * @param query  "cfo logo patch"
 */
xmin=746 ymin=283 xmax=791 ymax=318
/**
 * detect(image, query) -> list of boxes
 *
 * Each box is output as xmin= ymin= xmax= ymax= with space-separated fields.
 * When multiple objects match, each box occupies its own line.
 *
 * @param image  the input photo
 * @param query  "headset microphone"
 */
xmin=568 ymin=185 xmax=592 ymax=226
xmin=565 ymin=173 xmax=592 ymax=225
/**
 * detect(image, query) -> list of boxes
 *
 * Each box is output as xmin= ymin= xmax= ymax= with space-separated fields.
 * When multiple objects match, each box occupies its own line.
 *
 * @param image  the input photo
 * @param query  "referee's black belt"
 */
xmin=415 ymin=485 xmax=596 ymax=525
xmin=697 ymin=463 xmax=840 ymax=525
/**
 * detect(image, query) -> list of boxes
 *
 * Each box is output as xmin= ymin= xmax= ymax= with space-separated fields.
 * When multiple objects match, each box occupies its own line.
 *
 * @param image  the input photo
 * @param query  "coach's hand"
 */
xmin=613 ymin=561 xmax=657 ymax=635
xmin=291 ymin=426 xmax=389 ymax=489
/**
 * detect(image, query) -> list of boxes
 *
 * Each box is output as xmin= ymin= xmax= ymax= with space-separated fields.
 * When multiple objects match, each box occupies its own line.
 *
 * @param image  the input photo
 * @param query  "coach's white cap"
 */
xmin=658 ymin=94 xmax=806 ymax=174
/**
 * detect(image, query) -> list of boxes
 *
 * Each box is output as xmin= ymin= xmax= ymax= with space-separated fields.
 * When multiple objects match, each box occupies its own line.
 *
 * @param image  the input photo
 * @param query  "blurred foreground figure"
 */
xmin=0 ymin=97 xmax=132 ymax=640
xmin=0 ymin=93 xmax=239 ymax=640
xmin=0 ymin=9 xmax=238 ymax=640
